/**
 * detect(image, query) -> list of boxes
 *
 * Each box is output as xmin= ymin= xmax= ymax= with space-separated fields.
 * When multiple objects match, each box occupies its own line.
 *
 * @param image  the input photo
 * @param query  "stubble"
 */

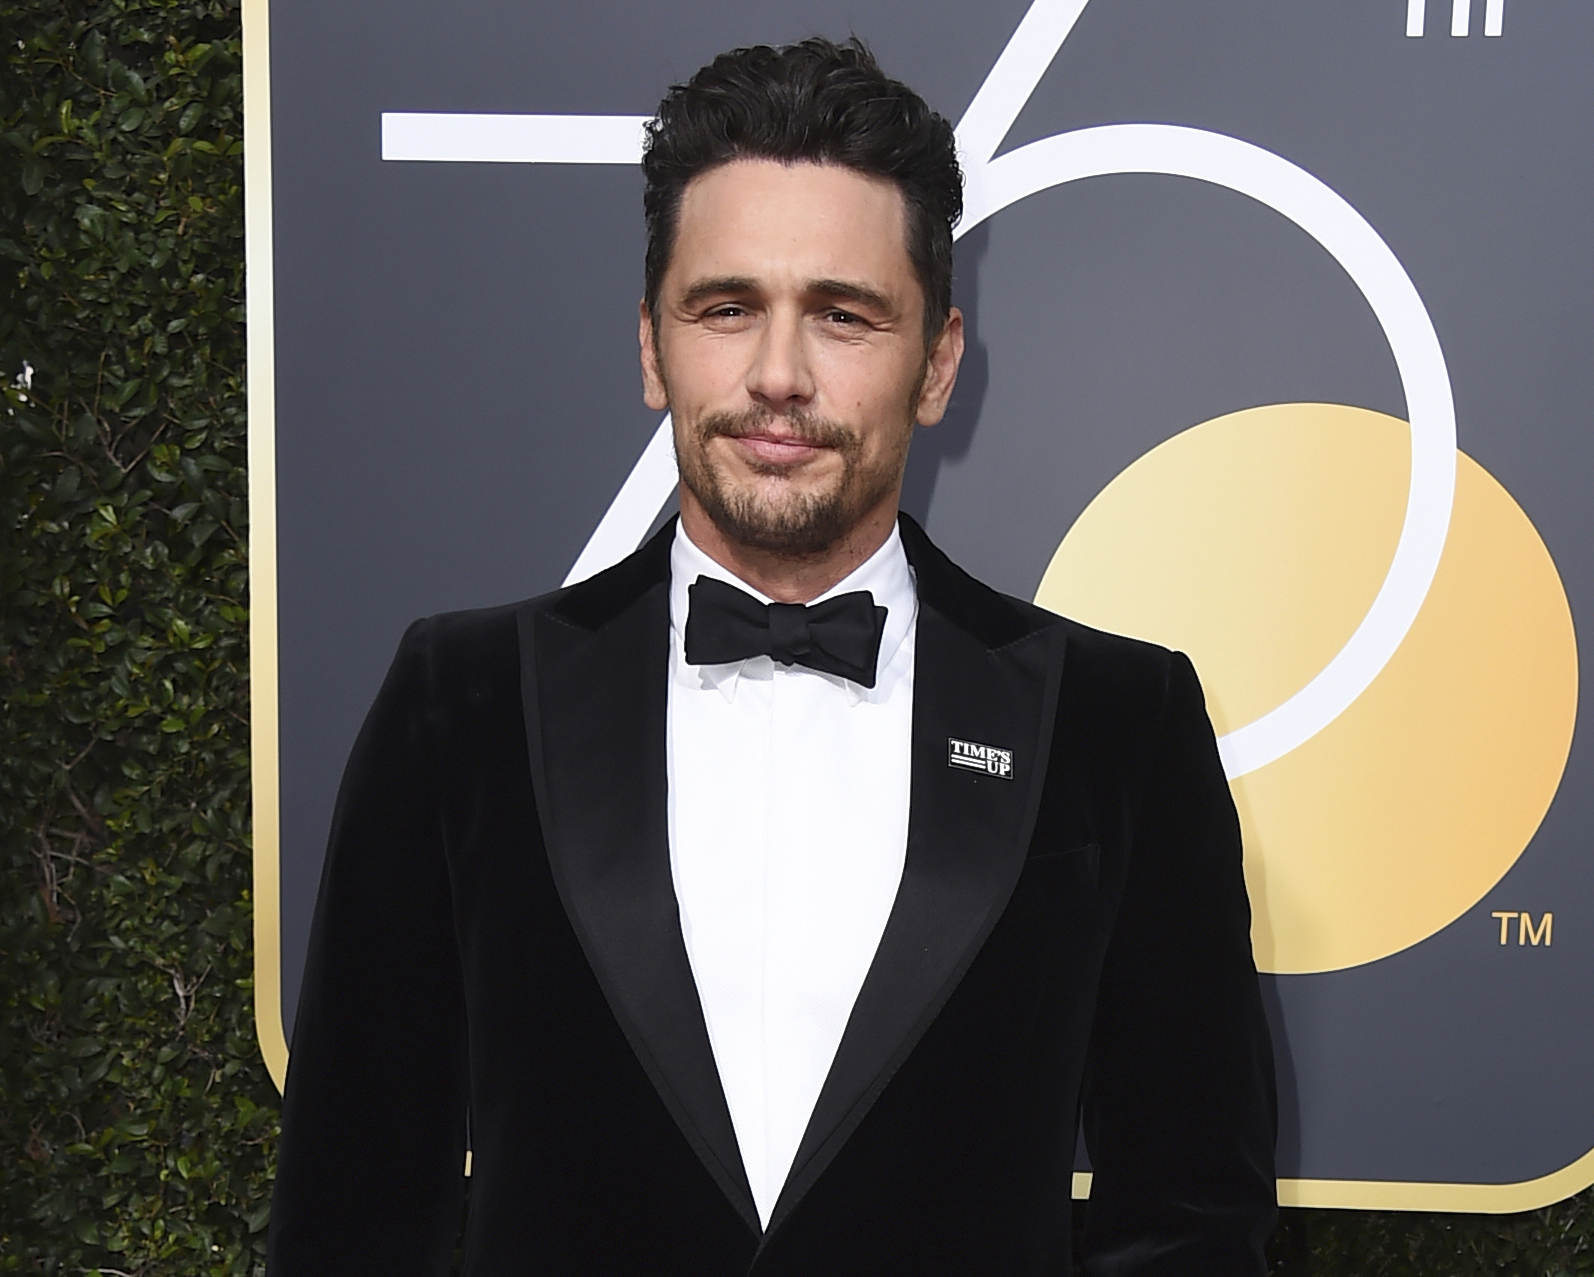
xmin=675 ymin=404 xmax=914 ymax=559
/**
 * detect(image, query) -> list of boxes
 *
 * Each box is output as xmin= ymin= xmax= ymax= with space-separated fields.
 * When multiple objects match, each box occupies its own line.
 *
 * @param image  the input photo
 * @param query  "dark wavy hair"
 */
xmin=642 ymin=36 xmax=963 ymax=344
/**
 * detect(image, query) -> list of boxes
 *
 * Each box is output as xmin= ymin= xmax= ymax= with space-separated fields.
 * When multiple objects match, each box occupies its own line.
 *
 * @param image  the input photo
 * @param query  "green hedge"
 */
xmin=1 ymin=1 xmax=1590 ymax=1273
xmin=0 ymin=1 xmax=274 ymax=1272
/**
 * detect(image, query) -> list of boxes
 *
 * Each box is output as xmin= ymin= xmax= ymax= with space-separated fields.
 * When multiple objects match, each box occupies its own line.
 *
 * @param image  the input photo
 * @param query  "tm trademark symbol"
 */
xmin=1491 ymin=911 xmax=1552 ymax=945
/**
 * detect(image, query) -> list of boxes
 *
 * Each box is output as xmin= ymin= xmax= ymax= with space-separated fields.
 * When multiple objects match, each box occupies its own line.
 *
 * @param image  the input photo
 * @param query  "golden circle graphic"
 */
xmin=1035 ymin=403 xmax=1578 ymax=974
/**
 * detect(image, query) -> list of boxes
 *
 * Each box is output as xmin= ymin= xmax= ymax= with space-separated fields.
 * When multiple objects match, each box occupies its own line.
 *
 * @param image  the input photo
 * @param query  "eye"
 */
xmin=824 ymin=308 xmax=862 ymax=326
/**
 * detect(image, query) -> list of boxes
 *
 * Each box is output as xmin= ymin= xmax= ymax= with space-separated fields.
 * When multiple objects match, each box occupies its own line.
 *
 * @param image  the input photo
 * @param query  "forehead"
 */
xmin=667 ymin=159 xmax=913 ymax=288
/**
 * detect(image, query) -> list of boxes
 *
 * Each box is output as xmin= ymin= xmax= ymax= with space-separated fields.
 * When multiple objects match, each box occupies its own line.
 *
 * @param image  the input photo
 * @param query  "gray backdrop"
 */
xmin=261 ymin=0 xmax=1594 ymax=1195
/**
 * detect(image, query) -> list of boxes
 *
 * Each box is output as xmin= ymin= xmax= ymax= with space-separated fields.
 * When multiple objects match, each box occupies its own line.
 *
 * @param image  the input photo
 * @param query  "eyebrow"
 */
xmin=677 ymin=276 xmax=758 ymax=310
xmin=676 ymin=275 xmax=895 ymax=315
xmin=808 ymin=278 xmax=893 ymax=315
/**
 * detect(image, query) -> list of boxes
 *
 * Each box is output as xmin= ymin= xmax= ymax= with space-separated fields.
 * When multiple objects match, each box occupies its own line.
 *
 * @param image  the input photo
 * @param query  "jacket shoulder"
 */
xmin=395 ymin=519 xmax=675 ymax=677
xmin=900 ymin=513 xmax=1179 ymax=675
xmin=400 ymin=597 xmax=527 ymax=666
xmin=897 ymin=514 xmax=1191 ymax=746
xmin=400 ymin=573 xmax=631 ymax=659
xmin=995 ymin=594 xmax=1189 ymax=738
xmin=1046 ymin=608 xmax=1180 ymax=685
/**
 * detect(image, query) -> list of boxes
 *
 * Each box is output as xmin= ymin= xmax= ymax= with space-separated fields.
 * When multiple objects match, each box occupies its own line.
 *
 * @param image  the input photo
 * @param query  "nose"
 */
xmin=744 ymin=306 xmax=814 ymax=410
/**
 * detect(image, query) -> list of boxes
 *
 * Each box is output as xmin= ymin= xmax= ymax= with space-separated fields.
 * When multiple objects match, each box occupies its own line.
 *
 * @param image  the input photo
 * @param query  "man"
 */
xmin=269 ymin=37 xmax=1276 ymax=1275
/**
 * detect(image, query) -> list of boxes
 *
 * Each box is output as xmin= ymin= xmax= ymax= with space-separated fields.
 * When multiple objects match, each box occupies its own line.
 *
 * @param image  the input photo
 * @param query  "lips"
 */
xmin=695 ymin=407 xmax=856 ymax=470
xmin=727 ymin=432 xmax=828 ymax=465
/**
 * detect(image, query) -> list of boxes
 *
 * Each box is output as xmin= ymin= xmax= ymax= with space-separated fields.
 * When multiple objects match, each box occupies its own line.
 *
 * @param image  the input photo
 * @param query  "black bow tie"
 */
xmin=684 ymin=576 xmax=889 ymax=688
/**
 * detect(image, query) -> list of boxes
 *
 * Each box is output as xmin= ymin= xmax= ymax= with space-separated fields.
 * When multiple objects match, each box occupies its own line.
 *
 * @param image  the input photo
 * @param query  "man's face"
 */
xmin=641 ymin=159 xmax=962 ymax=558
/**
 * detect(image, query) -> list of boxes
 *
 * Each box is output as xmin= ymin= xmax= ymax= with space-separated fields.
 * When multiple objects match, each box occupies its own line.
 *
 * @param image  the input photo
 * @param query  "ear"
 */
xmin=915 ymin=307 xmax=965 ymax=427
xmin=639 ymin=299 xmax=669 ymax=412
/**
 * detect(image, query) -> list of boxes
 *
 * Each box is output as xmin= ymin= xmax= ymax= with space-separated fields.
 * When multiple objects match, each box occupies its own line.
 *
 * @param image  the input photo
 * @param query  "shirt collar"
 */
xmin=669 ymin=519 xmax=917 ymax=704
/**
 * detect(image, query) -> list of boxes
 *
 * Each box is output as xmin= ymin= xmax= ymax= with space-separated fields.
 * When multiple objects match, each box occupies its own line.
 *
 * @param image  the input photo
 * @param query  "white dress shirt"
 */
xmin=667 ymin=523 xmax=916 ymax=1228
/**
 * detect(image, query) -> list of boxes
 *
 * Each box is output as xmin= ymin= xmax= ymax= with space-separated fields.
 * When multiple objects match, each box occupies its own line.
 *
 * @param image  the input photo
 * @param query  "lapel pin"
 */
xmin=948 ymin=737 xmax=1014 ymax=779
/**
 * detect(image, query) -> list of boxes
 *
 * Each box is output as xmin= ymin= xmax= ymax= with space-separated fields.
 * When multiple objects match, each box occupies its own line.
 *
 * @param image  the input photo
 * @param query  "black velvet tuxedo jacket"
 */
xmin=268 ymin=514 xmax=1277 ymax=1276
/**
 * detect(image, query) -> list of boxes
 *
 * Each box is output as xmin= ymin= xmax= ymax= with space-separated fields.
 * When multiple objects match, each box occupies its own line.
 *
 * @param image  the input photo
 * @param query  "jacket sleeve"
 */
xmin=268 ymin=619 xmax=470 ymax=1275
xmin=1078 ymin=650 xmax=1278 ymax=1275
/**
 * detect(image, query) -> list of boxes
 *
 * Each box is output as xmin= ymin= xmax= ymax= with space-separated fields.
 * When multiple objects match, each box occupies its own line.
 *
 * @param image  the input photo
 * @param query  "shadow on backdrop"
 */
xmin=902 ymin=221 xmax=991 ymax=523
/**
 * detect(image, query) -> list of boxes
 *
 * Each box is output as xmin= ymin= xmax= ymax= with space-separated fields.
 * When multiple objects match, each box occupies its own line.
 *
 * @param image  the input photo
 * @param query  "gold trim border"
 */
xmin=241 ymin=0 xmax=1594 ymax=1211
xmin=1071 ymin=1150 xmax=1594 ymax=1212
xmin=245 ymin=0 xmax=289 ymax=1092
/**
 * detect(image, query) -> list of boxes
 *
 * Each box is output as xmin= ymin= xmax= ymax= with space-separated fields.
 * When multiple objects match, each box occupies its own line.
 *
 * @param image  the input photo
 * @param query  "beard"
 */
xmin=675 ymin=404 xmax=914 ymax=558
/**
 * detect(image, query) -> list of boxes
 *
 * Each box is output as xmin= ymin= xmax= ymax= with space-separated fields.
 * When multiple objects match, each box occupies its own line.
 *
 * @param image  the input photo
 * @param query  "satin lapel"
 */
xmin=766 ymin=593 xmax=1067 ymax=1237
xmin=518 ymin=569 xmax=759 ymax=1233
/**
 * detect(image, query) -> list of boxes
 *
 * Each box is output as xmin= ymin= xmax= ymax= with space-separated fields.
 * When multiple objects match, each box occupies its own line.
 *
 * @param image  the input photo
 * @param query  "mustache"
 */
xmin=696 ymin=407 xmax=858 ymax=451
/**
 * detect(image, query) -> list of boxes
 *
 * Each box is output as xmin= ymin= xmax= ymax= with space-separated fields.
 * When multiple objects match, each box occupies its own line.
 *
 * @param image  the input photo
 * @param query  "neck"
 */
xmin=678 ymin=494 xmax=899 ymax=604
